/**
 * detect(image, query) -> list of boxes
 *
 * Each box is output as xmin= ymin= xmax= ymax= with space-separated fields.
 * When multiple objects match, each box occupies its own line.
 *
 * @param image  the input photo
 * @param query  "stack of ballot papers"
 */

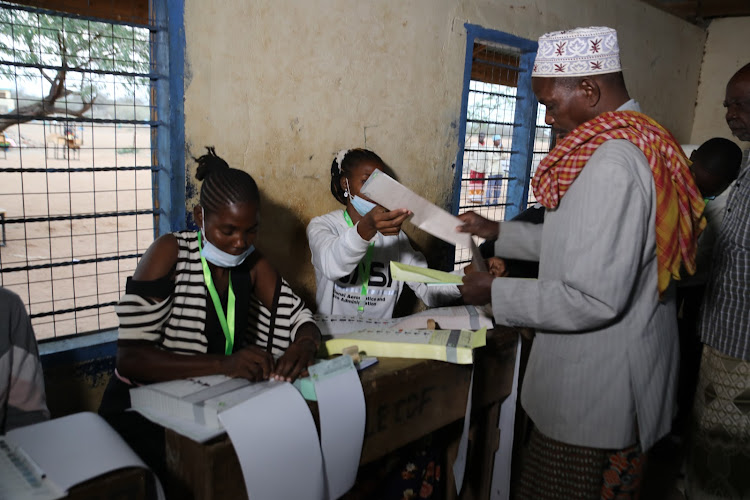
xmin=315 ymin=305 xmax=494 ymax=337
xmin=326 ymin=327 xmax=487 ymax=364
xmin=130 ymin=376 xmax=282 ymax=442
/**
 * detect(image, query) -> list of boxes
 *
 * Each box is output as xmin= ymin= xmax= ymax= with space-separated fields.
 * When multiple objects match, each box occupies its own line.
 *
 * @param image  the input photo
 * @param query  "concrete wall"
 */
xmin=690 ymin=17 xmax=750 ymax=145
xmin=182 ymin=0 xmax=705 ymax=306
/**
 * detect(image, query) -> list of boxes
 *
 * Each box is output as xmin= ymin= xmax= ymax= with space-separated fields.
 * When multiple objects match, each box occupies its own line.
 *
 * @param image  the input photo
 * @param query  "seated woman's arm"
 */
xmin=250 ymin=254 xmax=321 ymax=382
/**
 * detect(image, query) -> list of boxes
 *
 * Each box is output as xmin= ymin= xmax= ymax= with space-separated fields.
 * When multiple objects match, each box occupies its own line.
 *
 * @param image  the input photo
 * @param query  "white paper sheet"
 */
xmin=309 ymin=356 xmax=366 ymax=500
xmin=490 ymin=333 xmax=522 ymax=500
xmin=391 ymin=305 xmax=494 ymax=331
xmin=360 ymin=170 xmax=472 ymax=248
xmin=452 ymin=369 xmax=474 ymax=495
xmin=218 ymin=382 xmax=325 ymax=500
xmin=5 ymin=412 xmax=164 ymax=499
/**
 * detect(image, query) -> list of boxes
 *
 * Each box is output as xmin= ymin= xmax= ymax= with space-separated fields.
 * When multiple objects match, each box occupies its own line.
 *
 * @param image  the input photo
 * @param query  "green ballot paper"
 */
xmin=390 ymin=261 xmax=463 ymax=285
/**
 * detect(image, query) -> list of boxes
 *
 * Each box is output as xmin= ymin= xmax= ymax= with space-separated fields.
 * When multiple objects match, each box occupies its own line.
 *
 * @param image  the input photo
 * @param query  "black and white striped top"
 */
xmin=115 ymin=231 xmax=314 ymax=357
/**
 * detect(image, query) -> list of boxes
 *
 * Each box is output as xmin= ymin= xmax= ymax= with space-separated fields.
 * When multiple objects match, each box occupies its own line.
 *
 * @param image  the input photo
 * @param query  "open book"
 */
xmin=1 ymin=412 xmax=162 ymax=500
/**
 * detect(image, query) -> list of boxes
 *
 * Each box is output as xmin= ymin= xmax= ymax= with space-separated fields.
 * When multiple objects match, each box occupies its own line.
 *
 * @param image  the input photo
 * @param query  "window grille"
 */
xmin=452 ymin=26 xmax=553 ymax=267
xmin=0 ymin=2 xmax=169 ymax=340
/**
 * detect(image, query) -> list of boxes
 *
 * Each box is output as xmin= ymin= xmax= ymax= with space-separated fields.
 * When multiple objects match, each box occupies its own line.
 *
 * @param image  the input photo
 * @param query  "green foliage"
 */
xmin=0 ymin=7 xmax=150 ymax=99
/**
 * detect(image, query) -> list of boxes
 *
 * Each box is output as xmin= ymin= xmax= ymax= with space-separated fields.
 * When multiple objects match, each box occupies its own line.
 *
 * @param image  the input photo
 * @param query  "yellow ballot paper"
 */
xmin=390 ymin=261 xmax=463 ymax=285
xmin=326 ymin=328 xmax=487 ymax=364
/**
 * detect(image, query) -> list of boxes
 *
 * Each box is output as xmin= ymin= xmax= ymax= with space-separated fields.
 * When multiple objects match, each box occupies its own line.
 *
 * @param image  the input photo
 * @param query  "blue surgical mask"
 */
xmin=350 ymin=195 xmax=377 ymax=216
xmin=200 ymin=209 xmax=254 ymax=268
xmin=345 ymin=178 xmax=377 ymax=216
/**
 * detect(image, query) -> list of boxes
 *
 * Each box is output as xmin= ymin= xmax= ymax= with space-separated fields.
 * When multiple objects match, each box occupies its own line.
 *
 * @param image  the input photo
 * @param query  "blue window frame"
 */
xmin=452 ymin=24 xmax=552 ymax=267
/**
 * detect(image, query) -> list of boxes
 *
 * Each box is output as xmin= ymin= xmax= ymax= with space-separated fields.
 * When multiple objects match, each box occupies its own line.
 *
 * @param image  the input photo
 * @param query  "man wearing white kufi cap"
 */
xmin=458 ymin=27 xmax=705 ymax=498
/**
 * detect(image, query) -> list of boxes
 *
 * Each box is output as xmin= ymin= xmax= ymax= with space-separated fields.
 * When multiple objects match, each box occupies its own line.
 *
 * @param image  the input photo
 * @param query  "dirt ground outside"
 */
xmin=0 ymin=121 xmax=154 ymax=340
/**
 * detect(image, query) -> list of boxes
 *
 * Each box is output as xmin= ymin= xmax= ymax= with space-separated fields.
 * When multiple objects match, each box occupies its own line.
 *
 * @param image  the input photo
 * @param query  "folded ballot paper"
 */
xmin=360 ymin=170 xmax=487 ymax=272
xmin=326 ymin=327 xmax=487 ymax=364
xmin=360 ymin=170 xmax=471 ymax=248
xmin=390 ymin=261 xmax=463 ymax=285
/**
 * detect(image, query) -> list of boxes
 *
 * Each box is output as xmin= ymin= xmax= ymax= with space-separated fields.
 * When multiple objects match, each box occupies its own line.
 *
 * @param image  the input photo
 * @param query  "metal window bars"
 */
xmin=454 ymin=36 xmax=552 ymax=268
xmin=0 ymin=2 xmax=163 ymax=339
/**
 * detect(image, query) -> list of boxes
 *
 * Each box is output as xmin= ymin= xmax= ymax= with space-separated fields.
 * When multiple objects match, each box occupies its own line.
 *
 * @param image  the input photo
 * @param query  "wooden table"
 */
xmin=65 ymin=467 xmax=152 ymax=499
xmin=163 ymin=327 xmax=520 ymax=500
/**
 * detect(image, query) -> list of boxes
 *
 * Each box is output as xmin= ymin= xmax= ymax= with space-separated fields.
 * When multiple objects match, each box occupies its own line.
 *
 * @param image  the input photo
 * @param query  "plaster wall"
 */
xmin=690 ymin=17 xmax=750 ymax=145
xmin=182 ymin=0 xmax=705 ymax=305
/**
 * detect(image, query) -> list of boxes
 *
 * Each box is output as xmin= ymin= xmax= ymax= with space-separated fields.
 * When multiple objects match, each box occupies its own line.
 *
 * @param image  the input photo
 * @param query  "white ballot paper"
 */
xmin=392 ymin=305 xmax=494 ymax=331
xmin=309 ymin=355 xmax=366 ymax=500
xmin=453 ymin=369 xmax=474 ymax=496
xmin=490 ymin=333 xmax=523 ymax=500
xmin=360 ymin=170 xmax=472 ymax=248
xmin=3 ymin=412 xmax=164 ymax=500
xmin=218 ymin=382 xmax=325 ymax=500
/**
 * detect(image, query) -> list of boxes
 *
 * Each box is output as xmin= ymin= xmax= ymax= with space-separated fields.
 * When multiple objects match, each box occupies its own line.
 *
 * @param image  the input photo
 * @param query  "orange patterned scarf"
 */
xmin=532 ymin=110 xmax=705 ymax=296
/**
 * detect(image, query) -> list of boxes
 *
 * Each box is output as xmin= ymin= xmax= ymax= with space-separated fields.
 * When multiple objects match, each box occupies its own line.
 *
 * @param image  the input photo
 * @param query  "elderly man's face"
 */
xmin=532 ymin=77 xmax=592 ymax=139
xmin=724 ymin=74 xmax=750 ymax=142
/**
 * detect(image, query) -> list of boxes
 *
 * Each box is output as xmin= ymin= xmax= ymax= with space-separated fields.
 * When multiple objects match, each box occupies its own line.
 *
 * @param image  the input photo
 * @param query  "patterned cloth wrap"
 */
xmin=531 ymin=110 xmax=706 ymax=296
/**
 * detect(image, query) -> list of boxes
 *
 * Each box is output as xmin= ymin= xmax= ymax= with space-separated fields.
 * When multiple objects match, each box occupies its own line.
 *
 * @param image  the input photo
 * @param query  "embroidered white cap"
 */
xmin=532 ymin=27 xmax=621 ymax=78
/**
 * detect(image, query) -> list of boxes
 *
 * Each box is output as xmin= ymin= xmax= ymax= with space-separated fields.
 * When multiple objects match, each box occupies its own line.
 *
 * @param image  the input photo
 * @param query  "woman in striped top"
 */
xmin=100 ymin=147 xmax=321 ymax=420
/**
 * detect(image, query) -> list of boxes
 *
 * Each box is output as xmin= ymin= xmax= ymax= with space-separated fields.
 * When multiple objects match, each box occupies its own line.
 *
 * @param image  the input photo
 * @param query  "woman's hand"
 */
xmin=457 ymin=211 xmax=499 ymax=240
xmin=272 ymin=337 xmax=319 ymax=382
xmin=357 ymin=207 xmax=412 ymax=239
xmin=221 ymin=345 xmax=274 ymax=381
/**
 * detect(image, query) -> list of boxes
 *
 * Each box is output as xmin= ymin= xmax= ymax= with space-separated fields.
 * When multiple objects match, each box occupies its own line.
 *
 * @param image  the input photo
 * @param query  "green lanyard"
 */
xmin=198 ymin=231 xmax=235 ymax=355
xmin=343 ymin=209 xmax=375 ymax=314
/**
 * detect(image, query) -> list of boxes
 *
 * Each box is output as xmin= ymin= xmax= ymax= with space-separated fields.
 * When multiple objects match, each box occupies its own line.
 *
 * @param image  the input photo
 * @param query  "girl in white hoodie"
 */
xmin=307 ymin=148 xmax=461 ymax=318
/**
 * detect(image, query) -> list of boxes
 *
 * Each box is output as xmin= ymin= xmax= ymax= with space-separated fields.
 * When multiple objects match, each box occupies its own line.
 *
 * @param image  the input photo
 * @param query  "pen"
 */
xmin=15 ymin=445 xmax=46 ymax=482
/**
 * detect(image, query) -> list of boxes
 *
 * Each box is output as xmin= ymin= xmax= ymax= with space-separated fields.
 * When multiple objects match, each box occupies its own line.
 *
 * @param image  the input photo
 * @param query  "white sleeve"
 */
xmin=401 ymin=237 xmax=461 ymax=307
xmin=494 ymin=221 xmax=543 ymax=261
xmin=307 ymin=216 xmax=375 ymax=281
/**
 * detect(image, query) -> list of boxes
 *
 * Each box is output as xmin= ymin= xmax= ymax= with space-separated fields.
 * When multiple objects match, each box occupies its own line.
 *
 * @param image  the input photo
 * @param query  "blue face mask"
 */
xmin=345 ymin=179 xmax=377 ymax=216
xmin=200 ymin=209 xmax=254 ymax=268
xmin=350 ymin=195 xmax=377 ymax=216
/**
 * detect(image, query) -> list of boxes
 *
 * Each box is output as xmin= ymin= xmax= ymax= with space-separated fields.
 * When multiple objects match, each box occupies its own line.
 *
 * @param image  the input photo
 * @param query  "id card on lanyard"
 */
xmin=198 ymin=231 xmax=236 ymax=355
xmin=343 ymin=209 xmax=375 ymax=315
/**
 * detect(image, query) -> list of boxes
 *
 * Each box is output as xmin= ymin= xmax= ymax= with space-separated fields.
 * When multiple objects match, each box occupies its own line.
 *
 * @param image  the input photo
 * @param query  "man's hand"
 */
xmin=358 ymin=207 xmax=411 ymax=239
xmin=460 ymin=271 xmax=495 ymax=305
xmin=457 ymin=211 xmax=499 ymax=240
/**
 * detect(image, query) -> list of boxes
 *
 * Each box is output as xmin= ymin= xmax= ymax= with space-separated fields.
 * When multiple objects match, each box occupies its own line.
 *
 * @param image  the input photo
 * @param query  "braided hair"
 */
xmin=195 ymin=146 xmax=260 ymax=214
xmin=329 ymin=148 xmax=386 ymax=205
